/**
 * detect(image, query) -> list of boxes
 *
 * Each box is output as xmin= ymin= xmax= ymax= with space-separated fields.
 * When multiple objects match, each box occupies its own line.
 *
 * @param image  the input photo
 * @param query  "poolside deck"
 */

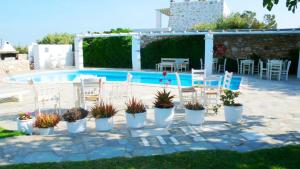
xmin=0 ymin=75 xmax=299 ymax=165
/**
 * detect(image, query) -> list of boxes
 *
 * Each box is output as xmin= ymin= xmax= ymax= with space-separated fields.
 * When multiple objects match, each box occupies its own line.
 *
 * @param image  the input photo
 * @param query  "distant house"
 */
xmin=156 ymin=0 xmax=230 ymax=31
xmin=0 ymin=40 xmax=18 ymax=60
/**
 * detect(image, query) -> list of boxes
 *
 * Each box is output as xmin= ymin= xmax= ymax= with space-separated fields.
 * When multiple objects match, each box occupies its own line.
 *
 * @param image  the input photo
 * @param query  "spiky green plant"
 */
xmin=91 ymin=102 xmax=117 ymax=119
xmin=153 ymin=89 xmax=175 ymax=109
xmin=126 ymin=98 xmax=146 ymax=114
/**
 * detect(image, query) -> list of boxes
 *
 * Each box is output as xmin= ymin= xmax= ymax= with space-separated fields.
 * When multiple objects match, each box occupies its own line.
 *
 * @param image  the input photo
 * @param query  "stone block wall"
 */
xmin=169 ymin=0 xmax=226 ymax=31
xmin=214 ymin=34 xmax=300 ymax=59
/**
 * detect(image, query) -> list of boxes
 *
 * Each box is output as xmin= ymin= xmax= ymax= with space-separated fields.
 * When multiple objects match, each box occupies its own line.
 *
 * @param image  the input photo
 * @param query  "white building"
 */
xmin=156 ymin=0 xmax=230 ymax=31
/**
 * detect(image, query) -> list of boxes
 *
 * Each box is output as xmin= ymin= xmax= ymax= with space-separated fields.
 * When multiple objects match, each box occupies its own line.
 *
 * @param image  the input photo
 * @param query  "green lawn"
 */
xmin=0 ymin=127 xmax=25 ymax=139
xmin=1 ymin=145 xmax=299 ymax=169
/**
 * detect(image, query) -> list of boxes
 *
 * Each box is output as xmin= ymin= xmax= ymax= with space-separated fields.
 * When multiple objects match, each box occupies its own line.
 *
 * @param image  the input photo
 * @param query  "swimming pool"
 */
xmin=8 ymin=69 xmax=242 ymax=90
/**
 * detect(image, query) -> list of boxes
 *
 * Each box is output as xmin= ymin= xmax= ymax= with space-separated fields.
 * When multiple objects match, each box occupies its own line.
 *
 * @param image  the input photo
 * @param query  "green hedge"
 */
xmin=141 ymin=36 xmax=205 ymax=69
xmin=83 ymin=36 xmax=132 ymax=68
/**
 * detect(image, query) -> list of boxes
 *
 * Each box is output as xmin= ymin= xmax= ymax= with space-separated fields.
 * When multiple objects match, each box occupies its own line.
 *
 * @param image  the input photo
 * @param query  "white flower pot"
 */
xmin=67 ymin=118 xmax=87 ymax=133
xmin=95 ymin=117 xmax=113 ymax=131
xmin=185 ymin=109 xmax=205 ymax=125
xmin=154 ymin=108 xmax=174 ymax=128
xmin=17 ymin=118 xmax=34 ymax=135
xmin=39 ymin=127 xmax=54 ymax=135
xmin=126 ymin=112 xmax=146 ymax=129
xmin=224 ymin=105 xmax=243 ymax=123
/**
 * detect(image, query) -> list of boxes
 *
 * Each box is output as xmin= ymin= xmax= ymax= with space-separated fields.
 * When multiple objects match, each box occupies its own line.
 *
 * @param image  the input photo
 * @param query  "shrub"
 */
xmin=126 ymin=98 xmax=146 ymax=114
xmin=153 ymin=89 xmax=175 ymax=109
xmin=83 ymin=28 xmax=132 ymax=69
xmin=90 ymin=103 xmax=117 ymax=119
xmin=35 ymin=113 xmax=60 ymax=128
xmin=220 ymin=89 xmax=242 ymax=106
xmin=38 ymin=33 xmax=74 ymax=44
xmin=185 ymin=102 xmax=205 ymax=110
xmin=63 ymin=108 xmax=89 ymax=122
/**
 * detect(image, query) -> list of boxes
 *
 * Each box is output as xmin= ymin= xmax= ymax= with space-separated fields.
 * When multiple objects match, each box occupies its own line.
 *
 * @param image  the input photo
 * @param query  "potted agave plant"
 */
xmin=63 ymin=108 xmax=89 ymax=133
xmin=220 ymin=89 xmax=243 ymax=123
xmin=153 ymin=89 xmax=175 ymax=127
xmin=91 ymin=103 xmax=117 ymax=131
xmin=35 ymin=113 xmax=60 ymax=135
xmin=125 ymin=98 xmax=146 ymax=129
xmin=17 ymin=112 xmax=35 ymax=135
xmin=185 ymin=102 xmax=205 ymax=125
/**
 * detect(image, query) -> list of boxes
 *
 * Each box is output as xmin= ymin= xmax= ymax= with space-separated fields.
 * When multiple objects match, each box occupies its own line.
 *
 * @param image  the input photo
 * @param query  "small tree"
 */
xmin=37 ymin=33 xmax=74 ymax=44
xmin=14 ymin=46 xmax=28 ymax=54
xmin=263 ymin=0 xmax=299 ymax=13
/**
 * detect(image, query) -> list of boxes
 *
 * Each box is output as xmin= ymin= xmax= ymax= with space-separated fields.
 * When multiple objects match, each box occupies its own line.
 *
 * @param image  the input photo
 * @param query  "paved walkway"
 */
xmin=0 ymin=76 xmax=299 ymax=165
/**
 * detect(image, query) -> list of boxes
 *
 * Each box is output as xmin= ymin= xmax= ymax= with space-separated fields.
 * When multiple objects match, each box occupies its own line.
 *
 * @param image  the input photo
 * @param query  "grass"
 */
xmin=0 ymin=145 xmax=299 ymax=169
xmin=0 ymin=127 xmax=25 ymax=139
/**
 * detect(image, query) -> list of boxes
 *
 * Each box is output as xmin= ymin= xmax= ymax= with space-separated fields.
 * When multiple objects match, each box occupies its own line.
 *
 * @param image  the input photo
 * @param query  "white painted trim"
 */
xmin=205 ymin=33 xmax=214 ymax=75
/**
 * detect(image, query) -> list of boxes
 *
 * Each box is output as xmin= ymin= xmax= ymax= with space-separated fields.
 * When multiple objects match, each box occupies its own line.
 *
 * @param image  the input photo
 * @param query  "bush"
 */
xmin=185 ymin=102 xmax=205 ymax=110
xmin=35 ymin=113 xmax=60 ymax=128
xmin=90 ymin=103 xmax=117 ymax=119
xmin=141 ymin=36 xmax=205 ymax=69
xmin=83 ymin=28 xmax=132 ymax=68
xmin=14 ymin=46 xmax=28 ymax=54
xmin=193 ymin=11 xmax=277 ymax=30
xmin=125 ymin=98 xmax=146 ymax=114
xmin=63 ymin=108 xmax=89 ymax=122
xmin=37 ymin=33 xmax=74 ymax=44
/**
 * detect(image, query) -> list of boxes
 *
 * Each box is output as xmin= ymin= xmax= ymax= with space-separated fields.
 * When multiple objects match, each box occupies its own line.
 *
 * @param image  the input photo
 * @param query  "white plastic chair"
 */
xmin=29 ymin=80 xmax=61 ymax=114
xmin=175 ymin=73 xmax=196 ymax=108
xmin=212 ymin=58 xmax=218 ymax=73
xmin=203 ymin=75 xmax=222 ymax=106
xmin=218 ymin=58 xmax=227 ymax=73
xmin=191 ymin=69 xmax=206 ymax=87
xmin=281 ymin=61 xmax=291 ymax=81
xmin=236 ymin=58 xmax=241 ymax=74
xmin=269 ymin=60 xmax=282 ymax=81
xmin=80 ymin=76 xmax=105 ymax=110
xmin=175 ymin=59 xmax=186 ymax=72
xmin=259 ymin=61 xmax=268 ymax=79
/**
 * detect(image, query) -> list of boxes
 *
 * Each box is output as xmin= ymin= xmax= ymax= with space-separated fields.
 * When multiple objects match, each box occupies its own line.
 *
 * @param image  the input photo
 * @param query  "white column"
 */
xmin=131 ymin=35 xmax=141 ymax=71
xmin=156 ymin=10 xmax=162 ymax=28
xmin=297 ymin=49 xmax=300 ymax=79
xmin=204 ymin=33 xmax=214 ymax=75
xmin=74 ymin=36 xmax=84 ymax=69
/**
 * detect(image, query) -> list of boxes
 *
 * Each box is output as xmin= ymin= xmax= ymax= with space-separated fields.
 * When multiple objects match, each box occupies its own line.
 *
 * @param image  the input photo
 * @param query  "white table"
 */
xmin=159 ymin=62 xmax=175 ymax=72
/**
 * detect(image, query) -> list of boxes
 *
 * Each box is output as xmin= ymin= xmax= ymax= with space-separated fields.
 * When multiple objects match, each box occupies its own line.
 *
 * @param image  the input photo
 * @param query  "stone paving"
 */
xmin=0 ymin=75 xmax=300 ymax=165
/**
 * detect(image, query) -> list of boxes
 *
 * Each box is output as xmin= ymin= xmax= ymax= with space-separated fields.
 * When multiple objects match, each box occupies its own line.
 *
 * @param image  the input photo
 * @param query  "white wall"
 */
xmin=29 ymin=44 xmax=73 ymax=70
xmin=169 ymin=0 xmax=226 ymax=31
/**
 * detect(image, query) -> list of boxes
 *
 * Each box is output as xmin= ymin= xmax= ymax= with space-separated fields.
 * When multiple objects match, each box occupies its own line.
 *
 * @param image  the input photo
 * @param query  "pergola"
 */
xmin=74 ymin=29 xmax=300 ymax=78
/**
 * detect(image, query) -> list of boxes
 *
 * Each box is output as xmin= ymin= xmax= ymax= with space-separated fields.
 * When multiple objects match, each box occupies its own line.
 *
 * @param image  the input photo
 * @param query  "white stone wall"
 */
xmin=29 ymin=44 xmax=73 ymax=70
xmin=169 ymin=0 xmax=228 ymax=31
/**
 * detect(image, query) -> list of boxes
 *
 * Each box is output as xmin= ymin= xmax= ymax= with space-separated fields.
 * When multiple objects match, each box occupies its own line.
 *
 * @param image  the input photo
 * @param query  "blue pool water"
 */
xmin=8 ymin=70 xmax=242 ymax=90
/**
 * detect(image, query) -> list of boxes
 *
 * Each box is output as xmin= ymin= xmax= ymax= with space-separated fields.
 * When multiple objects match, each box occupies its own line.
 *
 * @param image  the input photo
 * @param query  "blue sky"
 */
xmin=0 ymin=0 xmax=299 ymax=45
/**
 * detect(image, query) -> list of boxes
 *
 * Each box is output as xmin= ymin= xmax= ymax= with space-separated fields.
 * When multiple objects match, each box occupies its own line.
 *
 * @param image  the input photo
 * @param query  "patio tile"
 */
xmin=130 ymin=128 xmax=170 ymax=137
